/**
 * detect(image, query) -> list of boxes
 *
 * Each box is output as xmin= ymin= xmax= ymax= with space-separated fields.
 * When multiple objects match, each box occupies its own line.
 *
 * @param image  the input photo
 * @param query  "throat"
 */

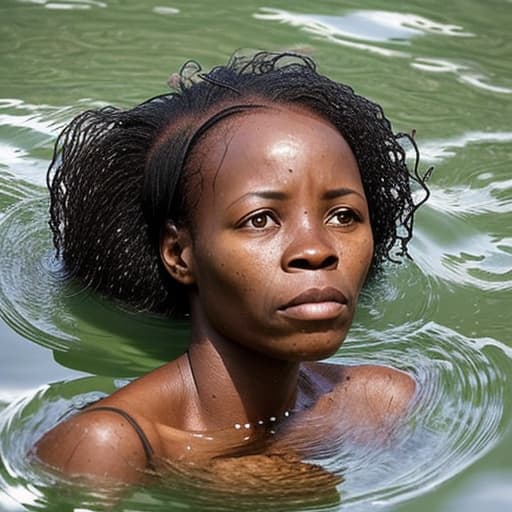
xmin=182 ymin=335 xmax=300 ymax=432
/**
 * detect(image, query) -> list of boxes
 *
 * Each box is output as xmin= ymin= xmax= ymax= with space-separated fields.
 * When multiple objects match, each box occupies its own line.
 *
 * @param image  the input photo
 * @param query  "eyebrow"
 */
xmin=228 ymin=188 xmax=363 ymax=208
xmin=322 ymin=187 xmax=363 ymax=200
xmin=248 ymin=191 xmax=288 ymax=200
xmin=227 ymin=191 xmax=287 ymax=208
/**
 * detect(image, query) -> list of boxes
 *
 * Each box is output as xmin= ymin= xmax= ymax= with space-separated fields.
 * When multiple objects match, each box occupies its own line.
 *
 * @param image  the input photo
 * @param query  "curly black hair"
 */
xmin=47 ymin=51 xmax=430 ymax=316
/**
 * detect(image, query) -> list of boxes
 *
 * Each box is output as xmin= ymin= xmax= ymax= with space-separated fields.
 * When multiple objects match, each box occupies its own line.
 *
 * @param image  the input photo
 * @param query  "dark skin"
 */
xmin=36 ymin=106 xmax=415 ymax=486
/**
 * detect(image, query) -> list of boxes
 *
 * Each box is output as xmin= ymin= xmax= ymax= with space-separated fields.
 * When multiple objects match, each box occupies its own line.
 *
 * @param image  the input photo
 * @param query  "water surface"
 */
xmin=1 ymin=0 xmax=511 ymax=511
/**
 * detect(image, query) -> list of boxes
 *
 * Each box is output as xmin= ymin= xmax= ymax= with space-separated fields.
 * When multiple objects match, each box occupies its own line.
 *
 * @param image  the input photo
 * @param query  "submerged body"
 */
xmin=37 ymin=358 xmax=414 ymax=484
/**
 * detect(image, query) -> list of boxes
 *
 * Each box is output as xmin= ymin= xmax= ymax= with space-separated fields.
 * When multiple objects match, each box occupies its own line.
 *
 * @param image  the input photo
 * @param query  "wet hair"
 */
xmin=48 ymin=51 xmax=430 ymax=316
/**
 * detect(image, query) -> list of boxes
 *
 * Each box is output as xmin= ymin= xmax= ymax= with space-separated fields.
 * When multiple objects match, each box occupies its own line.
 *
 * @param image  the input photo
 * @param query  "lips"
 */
xmin=278 ymin=287 xmax=348 ymax=321
xmin=279 ymin=287 xmax=348 ymax=309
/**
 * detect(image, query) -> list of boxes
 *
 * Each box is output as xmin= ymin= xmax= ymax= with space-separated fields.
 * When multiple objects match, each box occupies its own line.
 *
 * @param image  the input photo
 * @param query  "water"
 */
xmin=0 ymin=0 xmax=511 ymax=510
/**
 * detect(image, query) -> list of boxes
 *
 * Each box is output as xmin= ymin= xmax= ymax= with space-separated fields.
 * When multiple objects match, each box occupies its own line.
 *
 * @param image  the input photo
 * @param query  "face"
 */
xmin=165 ymin=106 xmax=374 ymax=361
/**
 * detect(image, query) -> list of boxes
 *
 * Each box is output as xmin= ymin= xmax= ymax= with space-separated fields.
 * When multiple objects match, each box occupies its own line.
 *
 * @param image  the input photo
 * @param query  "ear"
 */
xmin=160 ymin=222 xmax=196 ymax=285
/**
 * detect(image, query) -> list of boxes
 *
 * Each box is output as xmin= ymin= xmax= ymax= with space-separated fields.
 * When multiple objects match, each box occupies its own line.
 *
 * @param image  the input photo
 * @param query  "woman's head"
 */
xmin=160 ymin=106 xmax=374 ymax=360
xmin=48 ymin=51 xmax=428 ymax=316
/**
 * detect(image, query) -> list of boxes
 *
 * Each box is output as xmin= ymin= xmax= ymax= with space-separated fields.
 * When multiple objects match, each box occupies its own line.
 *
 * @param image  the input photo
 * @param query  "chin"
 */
xmin=276 ymin=333 xmax=345 ymax=362
xmin=295 ymin=346 xmax=343 ymax=362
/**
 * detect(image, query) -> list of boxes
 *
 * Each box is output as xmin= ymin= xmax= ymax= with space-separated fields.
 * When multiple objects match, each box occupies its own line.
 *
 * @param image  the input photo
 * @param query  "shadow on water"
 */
xmin=0 ymin=197 xmax=189 ymax=377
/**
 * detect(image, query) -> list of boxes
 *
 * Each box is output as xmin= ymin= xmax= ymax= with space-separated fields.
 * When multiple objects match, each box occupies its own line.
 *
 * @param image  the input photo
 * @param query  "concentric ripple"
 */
xmin=334 ymin=321 xmax=512 ymax=507
xmin=0 ymin=197 xmax=189 ymax=377
xmin=0 ymin=319 xmax=510 ymax=511
xmin=0 ymin=167 xmax=511 ymax=511
xmin=1 ymin=2 xmax=511 ymax=507
xmin=0 ymin=196 xmax=75 ymax=351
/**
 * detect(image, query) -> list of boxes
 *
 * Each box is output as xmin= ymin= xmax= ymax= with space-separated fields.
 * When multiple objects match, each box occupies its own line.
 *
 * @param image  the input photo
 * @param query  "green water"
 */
xmin=0 ymin=0 xmax=511 ymax=511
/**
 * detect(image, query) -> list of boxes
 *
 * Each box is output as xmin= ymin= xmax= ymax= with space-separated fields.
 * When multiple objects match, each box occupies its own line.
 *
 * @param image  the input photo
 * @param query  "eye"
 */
xmin=250 ymin=214 xmax=270 ymax=228
xmin=240 ymin=211 xmax=279 ymax=230
xmin=326 ymin=207 xmax=360 ymax=227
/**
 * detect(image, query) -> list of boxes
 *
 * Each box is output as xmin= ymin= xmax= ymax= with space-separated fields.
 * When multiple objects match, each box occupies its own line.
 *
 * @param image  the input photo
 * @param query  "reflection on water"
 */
xmin=152 ymin=6 xmax=180 ymax=16
xmin=254 ymin=8 xmax=473 ymax=43
xmin=420 ymin=131 xmax=512 ymax=164
xmin=1 ymin=188 xmax=508 ymax=511
xmin=411 ymin=59 xmax=512 ymax=94
xmin=255 ymin=8 xmax=410 ymax=58
xmin=18 ymin=0 xmax=107 ymax=10
xmin=254 ymin=7 xmax=511 ymax=94
xmin=0 ymin=200 xmax=189 ymax=375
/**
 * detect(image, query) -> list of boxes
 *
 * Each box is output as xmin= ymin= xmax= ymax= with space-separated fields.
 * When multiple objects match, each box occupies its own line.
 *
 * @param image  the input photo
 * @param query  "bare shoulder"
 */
xmin=35 ymin=407 xmax=161 ymax=483
xmin=307 ymin=362 xmax=416 ymax=426
xmin=34 ymin=358 xmax=192 ymax=483
xmin=340 ymin=364 xmax=416 ymax=417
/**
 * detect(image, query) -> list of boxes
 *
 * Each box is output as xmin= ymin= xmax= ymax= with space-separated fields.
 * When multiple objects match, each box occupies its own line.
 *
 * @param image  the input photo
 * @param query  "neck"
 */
xmin=181 ymin=303 xmax=300 ymax=431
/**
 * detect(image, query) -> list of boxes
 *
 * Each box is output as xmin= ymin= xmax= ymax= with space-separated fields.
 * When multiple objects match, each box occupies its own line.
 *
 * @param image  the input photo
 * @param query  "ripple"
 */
xmin=427 ymin=184 xmax=511 ymax=216
xmin=0 ymin=97 xmax=100 ymax=136
xmin=420 ymin=131 xmax=512 ymax=164
xmin=0 ymin=321 xmax=509 ymax=511
xmin=0 ymin=172 xmax=39 ymax=211
xmin=0 ymin=111 xmax=61 ymax=138
xmin=356 ymin=261 xmax=439 ymax=327
xmin=253 ymin=7 xmax=510 ymax=96
xmin=0 ymin=381 xmax=121 ymax=511
xmin=0 ymin=197 xmax=188 ymax=376
xmin=410 ymin=210 xmax=512 ymax=292
xmin=406 ymin=132 xmax=512 ymax=291
xmin=152 ymin=6 xmax=180 ymax=16
xmin=254 ymin=8 xmax=411 ymax=58
xmin=17 ymin=0 xmax=106 ymax=9
xmin=0 ymin=99 xmax=99 ymax=189
xmin=0 ymin=198 xmax=509 ymax=510
xmin=335 ymin=321 xmax=512 ymax=507
xmin=0 ymin=197 xmax=77 ymax=350
xmin=411 ymin=59 xmax=512 ymax=94
xmin=254 ymin=8 xmax=472 ymax=44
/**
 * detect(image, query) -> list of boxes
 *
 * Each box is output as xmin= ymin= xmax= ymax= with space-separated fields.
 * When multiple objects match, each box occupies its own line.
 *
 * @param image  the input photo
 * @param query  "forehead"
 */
xmin=192 ymin=105 xmax=360 ymax=189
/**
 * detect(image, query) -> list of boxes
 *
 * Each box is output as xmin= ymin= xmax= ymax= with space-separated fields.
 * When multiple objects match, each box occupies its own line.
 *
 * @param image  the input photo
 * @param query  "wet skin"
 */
xmin=36 ymin=106 xmax=416 ymax=485
xmin=180 ymin=106 xmax=373 ymax=362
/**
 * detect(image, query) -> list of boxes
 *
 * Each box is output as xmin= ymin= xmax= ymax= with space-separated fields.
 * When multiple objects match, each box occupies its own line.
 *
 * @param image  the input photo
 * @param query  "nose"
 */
xmin=282 ymin=225 xmax=339 ymax=272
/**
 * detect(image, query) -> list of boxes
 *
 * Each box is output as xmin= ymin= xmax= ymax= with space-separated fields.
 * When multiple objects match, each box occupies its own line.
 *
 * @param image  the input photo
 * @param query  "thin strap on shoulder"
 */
xmin=80 ymin=406 xmax=155 ymax=469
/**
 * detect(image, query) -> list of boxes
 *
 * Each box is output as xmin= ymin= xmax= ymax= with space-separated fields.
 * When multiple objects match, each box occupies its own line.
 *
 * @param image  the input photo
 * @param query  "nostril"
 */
xmin=323 ymin=255 xmax=338 ymax=269
xmin=289 ymin=254 xmax=338 ymax=270
xmin=290 ymin=258 xmax=313 ymax=270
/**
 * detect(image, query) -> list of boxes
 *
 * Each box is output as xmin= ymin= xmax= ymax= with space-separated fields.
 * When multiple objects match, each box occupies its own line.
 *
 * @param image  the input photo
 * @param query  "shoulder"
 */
xmin=308 ymin=362 xmax=416 ymax=427
xmin=35 ymin=406 xmax=161 ymax=483
xmin=341 ymin=364 xmax=416 ymax=417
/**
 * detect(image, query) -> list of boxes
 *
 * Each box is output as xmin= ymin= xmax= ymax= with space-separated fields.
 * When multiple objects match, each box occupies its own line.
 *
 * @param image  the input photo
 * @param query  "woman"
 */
xmin=35 ymin=52 xmax=429 ymax=485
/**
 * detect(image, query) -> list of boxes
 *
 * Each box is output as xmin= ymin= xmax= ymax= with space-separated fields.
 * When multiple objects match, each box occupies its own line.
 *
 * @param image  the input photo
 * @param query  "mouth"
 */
xmin=278 ymin=287 xmax=348 ymax=321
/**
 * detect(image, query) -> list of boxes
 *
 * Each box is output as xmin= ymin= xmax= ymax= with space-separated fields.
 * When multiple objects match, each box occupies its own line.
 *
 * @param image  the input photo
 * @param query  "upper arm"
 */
xmin=35 ymin=410 xmax=153 ymax=484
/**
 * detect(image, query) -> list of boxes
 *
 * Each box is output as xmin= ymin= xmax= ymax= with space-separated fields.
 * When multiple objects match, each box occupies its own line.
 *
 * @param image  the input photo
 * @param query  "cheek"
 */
xmin=194 ymin=244 xmax=254 ymax=304
xmin=194 ymin=239 xmax=278 ymax=318
xmin=362 ymin=231 xmax=375 ymax=270
xmin=349 ymin=230 xmax=374 ymax=288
